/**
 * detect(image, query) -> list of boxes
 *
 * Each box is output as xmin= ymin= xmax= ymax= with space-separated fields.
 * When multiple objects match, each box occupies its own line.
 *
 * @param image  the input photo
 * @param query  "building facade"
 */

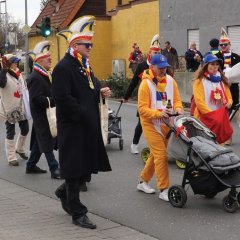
xmin=159 ymin=0 xmax=240 ymax=56
xmin=29 ymin=0 xmax=159 ymax=79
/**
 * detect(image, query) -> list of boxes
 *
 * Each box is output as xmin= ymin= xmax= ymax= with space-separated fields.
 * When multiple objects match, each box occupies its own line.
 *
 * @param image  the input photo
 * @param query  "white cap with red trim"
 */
xmin=28 ymin=40 xmax=51 ymax=62
xmin=219 ymin=27 xmax=230 ymax=44
xmin=57 ymin=15 xmax=95 ymax=45
xmin=150 ymin=34 xmax=160 ymax=51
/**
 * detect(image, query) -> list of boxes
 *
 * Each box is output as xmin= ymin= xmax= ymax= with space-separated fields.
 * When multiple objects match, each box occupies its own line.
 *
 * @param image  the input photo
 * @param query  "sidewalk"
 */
xmin=0 ymin=179 xmax=158 ymax=240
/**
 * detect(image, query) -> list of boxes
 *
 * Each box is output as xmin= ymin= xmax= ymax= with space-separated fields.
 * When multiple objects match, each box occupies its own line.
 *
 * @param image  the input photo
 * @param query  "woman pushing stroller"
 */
xmin=193 ymin=54 xmax=233 ymax=144
xmin=136 ymin=54 xmax=183 ymax=201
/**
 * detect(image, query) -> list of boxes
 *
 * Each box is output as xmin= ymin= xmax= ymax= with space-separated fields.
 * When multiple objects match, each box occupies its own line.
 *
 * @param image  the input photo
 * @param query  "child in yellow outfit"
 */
xmin=137 ymin=54 xmax=183 ymax=201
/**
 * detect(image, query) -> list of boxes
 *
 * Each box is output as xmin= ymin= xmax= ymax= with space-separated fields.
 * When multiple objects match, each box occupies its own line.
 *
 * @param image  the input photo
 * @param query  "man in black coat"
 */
xmin=122 ymin=34 xmax=161 ymax=154
xmin=26 ymin=41 xmax=60 ymax=179
xmin=52 ymin=16 xmax=111 ymax=229
xmin=185 ymin=42 xmax=203 ymax=72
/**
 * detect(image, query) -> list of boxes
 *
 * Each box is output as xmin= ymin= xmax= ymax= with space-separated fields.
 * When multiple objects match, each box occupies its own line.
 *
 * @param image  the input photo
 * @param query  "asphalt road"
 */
xmin=1 ymin=100 xmax=240 ymax=240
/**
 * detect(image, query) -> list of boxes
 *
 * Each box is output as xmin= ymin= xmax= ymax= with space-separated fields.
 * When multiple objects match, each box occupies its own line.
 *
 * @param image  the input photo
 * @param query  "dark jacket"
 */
xmin=162 ymin=47 xmax=179 ymax=70
xmin=27 ymin=70 xmax=56 ymax=153
xmin=124 ymin=60 xmax=149 ymax=100
xmin=216 ymin=51 xmax=240 ymax=108
xmin=52 ymin=53 xmax=111 ymax=179
xmin=185 ymin=49 xmax=203 ymax=71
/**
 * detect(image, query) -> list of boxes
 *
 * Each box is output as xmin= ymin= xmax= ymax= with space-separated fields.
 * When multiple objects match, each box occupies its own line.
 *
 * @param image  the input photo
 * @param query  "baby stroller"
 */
xmin=107 ymin=101 xmax=123 ymax=150
xmin=166 ymin=115 xmax=240 ymax=213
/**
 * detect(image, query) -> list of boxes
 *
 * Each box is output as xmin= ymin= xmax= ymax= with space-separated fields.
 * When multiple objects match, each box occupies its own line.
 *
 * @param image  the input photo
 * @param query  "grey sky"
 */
xmin=5 ymin=0 xmax=41 ymax=26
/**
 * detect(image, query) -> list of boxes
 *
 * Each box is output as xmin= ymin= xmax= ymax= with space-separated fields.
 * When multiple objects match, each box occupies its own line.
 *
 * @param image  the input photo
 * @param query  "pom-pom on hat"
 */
xmin=57 ymin=15 xmax=95 ymax=45
xmin=219 ymin=27 xmax=230 ymax=44
xmin=151 ymin=54 xmax=170 ymax=68
xmin=150 ymin=34 xmax=160 ymax=51
xmin=4 ymin=54 xmax=21 ymax=64
xmin=28 ymin=40 xmax=51 ymax=62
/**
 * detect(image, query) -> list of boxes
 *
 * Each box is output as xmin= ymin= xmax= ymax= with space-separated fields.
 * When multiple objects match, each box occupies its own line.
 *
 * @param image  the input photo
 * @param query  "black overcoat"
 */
xmin=52 ymin=53 xmax=111 ymax=179
xmin=27 ymin=70 xmax=56 ymax=153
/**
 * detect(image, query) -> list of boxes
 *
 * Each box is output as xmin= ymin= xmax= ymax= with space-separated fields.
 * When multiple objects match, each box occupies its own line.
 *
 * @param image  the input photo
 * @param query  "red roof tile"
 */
xmin=29 ymin=0 xmax=85 ymax=35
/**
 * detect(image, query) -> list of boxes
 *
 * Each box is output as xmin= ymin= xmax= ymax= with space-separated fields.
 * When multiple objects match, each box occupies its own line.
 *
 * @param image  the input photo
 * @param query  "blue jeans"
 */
xmin=26 ymin=140 xmax=58 ymax=172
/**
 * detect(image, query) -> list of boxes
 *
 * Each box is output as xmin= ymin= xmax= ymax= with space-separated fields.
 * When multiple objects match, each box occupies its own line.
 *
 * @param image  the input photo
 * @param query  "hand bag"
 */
xmin=46 ymin=97 xmax=57 ymax=138
xmin=1 ymin=97 xmax=25 ymax=124
xmin=100 ymin=97 xmax=108 ymax=146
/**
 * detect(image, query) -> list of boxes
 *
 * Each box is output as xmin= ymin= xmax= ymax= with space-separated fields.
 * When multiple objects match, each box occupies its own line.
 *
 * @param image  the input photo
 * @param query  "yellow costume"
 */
xmin=193 ymin=78 xmax=232 ymax=118
xmin=138 ymin=69 xmax=183 ymax=190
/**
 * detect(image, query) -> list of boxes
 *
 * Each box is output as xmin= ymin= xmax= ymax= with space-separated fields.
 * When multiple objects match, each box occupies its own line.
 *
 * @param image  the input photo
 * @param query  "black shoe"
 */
xmin=26 ymin=166 xmax=47 ymax=174
xmin=51 ymin=168 xmax=61 ymax=179
xmin=79 ymin=182 xmax=87 ymax=192
xmin=16 ymin=151 xmax=28 ymax=160
xmin=72 ymin=215 xmax=96 ymax=229
xmin=55 ymin=186 xmax=71 ymax=215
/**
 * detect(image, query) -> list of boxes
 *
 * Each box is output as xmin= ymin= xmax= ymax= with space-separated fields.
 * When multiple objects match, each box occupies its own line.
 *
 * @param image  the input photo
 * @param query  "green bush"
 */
xmin=100 ymin=73 xmax=138 ymax=99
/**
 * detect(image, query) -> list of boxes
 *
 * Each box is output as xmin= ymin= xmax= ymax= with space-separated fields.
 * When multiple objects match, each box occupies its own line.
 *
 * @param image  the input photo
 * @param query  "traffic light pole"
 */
xmin=24 ymin=0 xmax=29 ymax=78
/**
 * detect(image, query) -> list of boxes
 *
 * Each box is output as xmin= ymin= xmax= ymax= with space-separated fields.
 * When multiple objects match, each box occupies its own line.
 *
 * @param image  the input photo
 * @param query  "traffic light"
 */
xmin=37 ymin=17 xmax=52 ymax=38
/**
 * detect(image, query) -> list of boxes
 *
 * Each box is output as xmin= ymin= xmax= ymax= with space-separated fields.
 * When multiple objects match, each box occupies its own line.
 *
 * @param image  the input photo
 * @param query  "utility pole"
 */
xmin=24 ymin=0 xmax=29 ymax=78
xmin=0 ymin=0 xmax=8 ymax=53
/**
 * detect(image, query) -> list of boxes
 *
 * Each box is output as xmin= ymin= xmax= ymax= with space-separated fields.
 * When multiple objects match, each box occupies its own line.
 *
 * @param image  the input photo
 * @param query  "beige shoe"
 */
xmin=5 ymin=139 xmax=18 ymax=163
xmin=9 ymin=160 xmax=19 ymax=166
xmin=15 ymin=134 xmax=28 ymax=160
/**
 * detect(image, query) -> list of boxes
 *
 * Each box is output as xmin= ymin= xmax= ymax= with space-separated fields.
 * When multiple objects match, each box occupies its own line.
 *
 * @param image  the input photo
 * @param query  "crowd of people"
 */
xmin=0 ymin=14 xmax=240 ymax=229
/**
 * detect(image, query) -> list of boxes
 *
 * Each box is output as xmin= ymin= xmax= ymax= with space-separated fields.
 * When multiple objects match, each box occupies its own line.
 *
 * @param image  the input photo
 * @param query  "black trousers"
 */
xmin=133 ymin=117 xmax=142 ymax=144
xmin=5 ymin=119 xmax=29 ymax=140
xmin=58 ymin=177 xmax=88 ymax=220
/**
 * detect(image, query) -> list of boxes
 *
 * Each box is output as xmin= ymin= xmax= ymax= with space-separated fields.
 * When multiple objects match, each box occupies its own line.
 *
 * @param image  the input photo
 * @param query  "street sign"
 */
xmin=22 ymin=24 xmax=31 ymax=34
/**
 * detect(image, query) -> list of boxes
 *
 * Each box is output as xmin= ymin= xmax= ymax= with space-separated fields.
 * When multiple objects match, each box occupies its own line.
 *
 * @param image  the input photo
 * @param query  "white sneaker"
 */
xmin=137 ymin=181 xmax=155 ymax=194
xmin=159 ymin=189 xmax=169 ymax=202
xmin=131 ymin=143 xmax=139 ymax=154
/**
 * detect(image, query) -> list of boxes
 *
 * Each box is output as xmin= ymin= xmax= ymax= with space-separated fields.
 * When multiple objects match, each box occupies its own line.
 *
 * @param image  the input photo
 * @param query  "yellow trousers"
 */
xmin=140 ymin=124 xmax=170 ymax=190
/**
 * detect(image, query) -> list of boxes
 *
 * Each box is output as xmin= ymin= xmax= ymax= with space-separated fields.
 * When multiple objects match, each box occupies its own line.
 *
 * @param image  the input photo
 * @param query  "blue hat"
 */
xmin=151 ymin=54 xmax=170 ymax=68
xmin=9 ymin=56 xmax=21 ymax=64
xmin=203 ymin=54 xmax=222 ymax=65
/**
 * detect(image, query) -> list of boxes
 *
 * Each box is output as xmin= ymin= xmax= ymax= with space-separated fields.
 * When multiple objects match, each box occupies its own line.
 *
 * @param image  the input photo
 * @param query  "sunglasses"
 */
xmin=75 ymin=43 xmax=93 ymax=49
xmin=220 ymin=43 xmax=228 ymax=47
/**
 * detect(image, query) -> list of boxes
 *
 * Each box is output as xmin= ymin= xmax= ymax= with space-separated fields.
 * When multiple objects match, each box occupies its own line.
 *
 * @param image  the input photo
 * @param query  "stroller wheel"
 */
xmin=175 ymin=160 xmax=186 ymax=169
xmin=222 ymin=195 xmax=238 ymax=213
xmin=107 ymin=138 xmax=111 ymax=144
xmin=168 ymin=185 xmax=187 ymax=208
xmin=141 ymin=148 xmax=150 ymax=164
xmin=119 ymin=139 xmax=123 ymax=150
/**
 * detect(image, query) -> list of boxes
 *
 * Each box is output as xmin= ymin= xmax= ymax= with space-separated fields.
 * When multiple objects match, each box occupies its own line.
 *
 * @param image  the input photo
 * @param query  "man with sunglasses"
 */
xmin=52 ymin=16 xmax=111 ymax=229
xmin=122 ymin=34 xmax=161 ymax=154
xmin=215 ymin=28 xmax=240 ymax=145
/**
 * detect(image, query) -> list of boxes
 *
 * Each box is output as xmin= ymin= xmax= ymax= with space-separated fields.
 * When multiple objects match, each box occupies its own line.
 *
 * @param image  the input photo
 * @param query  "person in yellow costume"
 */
xmin=137 ymin=54 xmax=183 ymax=201
xmin=193 ymin=54 xmax=233 ymax=144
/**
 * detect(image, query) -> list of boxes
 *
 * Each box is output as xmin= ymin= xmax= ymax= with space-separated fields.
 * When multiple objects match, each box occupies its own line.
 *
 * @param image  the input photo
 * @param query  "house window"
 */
xmin=118 ymin=0 xmax=122 ymax=5
xmin=187 ymin=29 xmax=200 ymax=50
xmin=227 ymin=26 xmax=240 ymax=55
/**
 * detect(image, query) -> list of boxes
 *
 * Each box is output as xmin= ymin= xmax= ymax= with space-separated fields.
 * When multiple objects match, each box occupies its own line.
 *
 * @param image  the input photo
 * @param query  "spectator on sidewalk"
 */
xmin=204 ymin=38 xmax=219 ymax=56
xmin=0 ymin=54 xmax=29 ymax=166
xmin=52 ymin=16 xmax=112 ymax=230
xmin=185 ymin=42 xmax=203 ymax=72
xmin=123 ymin=34 xmax=161 ymax=154
xmin=137 ymin=54 xmax=183 ymax=201
xmin=162 ymin=41 xmax=179 ymax=76
xmin=26 ymin=40 xmax=60 ymax=179
xmin=128 ymin=43 xmax=143 ymax=74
